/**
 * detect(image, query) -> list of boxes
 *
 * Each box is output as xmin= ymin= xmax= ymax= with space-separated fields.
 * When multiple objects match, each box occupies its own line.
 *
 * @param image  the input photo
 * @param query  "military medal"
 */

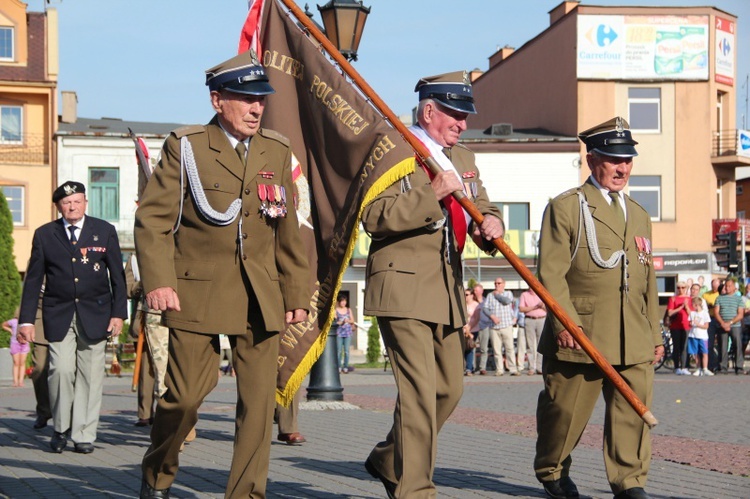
xmin=461 ymin=171 xmax=476 ymax=179
xmin=80 ymin=247 xmax=89 ymax=264
xmin=258 ymin=184 xmax=268 ymax=216
xmin=280 ymin=186 xmax=287 ymax=216
xmin=267 ymin=184 xmax=278 ymax=217
xmin=259 ymin=171 xmax=274 ymax=179
xmin=635 ymin=236 xmax=652 ymax=266
xmin=93 ymin=235 xmax=99 ymax=242
xmin=93 ymin=262 xmax=101 ymax=272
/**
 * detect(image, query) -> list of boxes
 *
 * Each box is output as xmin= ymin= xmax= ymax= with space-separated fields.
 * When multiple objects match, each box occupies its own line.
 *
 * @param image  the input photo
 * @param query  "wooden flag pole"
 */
xmin=131 ymin=312 xmax=146 ymax=392
xmin=277 ymin=0 xmax=657 ymax=428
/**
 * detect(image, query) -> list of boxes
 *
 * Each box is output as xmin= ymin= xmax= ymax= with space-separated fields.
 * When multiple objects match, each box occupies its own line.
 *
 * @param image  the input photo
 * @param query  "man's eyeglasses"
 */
xmin=494 ymin=282 xmax=504 ymax=285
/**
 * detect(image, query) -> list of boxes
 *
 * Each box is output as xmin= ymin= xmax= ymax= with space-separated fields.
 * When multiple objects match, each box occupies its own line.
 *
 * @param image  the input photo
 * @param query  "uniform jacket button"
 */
xmin=388 ymin=262 xmax=393 ymax=267
xmin=184 ymin=271 xmax=190 ymax=276
xmin=214 ymin=183 xmax=219 ymax=188
xmin=425 ymin=217 xmax=432 ymax=222
xmin=242 ymin=233 xmax=248 ymax=239
xmin=244 ymin=211 xmax=250 ymax=217
xmin=71 ymin=258 xmax=76 ymax=262
xmin=242 ymin=254 xmax=247 ymax=260
xmin=245 ymin=188 xmax=251 ymax=195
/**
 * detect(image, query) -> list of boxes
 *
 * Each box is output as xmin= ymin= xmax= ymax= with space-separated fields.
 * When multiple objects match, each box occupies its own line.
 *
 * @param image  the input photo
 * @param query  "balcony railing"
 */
xmin=0 ymin=133 xmax=50 ymax=165
xmin=713 ymin=129 xmax=750 ymax=158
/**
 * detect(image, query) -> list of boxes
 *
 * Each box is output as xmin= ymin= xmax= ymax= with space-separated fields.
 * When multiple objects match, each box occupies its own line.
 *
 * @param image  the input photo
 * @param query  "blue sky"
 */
xmin=26 ymin=0 xmax=750 ymax=126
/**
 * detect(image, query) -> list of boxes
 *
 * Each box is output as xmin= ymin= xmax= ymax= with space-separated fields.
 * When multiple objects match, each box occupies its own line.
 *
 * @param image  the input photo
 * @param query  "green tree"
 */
xmin=366 ymin=317 xmax=381 ymax=364
xmin=0 ymin=190 xmax=20 ymax=348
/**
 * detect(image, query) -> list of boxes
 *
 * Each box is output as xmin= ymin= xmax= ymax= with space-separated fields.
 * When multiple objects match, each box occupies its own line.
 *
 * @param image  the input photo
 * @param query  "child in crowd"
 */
xmin=688 ymin=296 xmax=713 ymax=376
xmin=3 ymin=308 xmax=29 ymax=387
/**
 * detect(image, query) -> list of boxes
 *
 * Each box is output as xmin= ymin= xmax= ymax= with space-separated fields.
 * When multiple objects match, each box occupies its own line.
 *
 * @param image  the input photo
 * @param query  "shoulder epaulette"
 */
xmin=554 ymin=187 xmax=581 ymax=201
xmin=258 ymin=128 xmax=290 ymax=147
xmin=172 ymin=125 xmax=204 ymax=138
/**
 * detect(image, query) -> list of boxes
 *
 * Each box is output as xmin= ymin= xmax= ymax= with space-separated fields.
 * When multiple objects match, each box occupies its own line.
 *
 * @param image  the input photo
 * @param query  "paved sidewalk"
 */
xmin=0 ymin=368 xmax=748 ymax=498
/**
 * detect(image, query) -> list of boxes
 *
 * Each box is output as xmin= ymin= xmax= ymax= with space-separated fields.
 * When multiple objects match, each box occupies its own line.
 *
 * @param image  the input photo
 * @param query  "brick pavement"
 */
xmin=0 ymin=368 xmax=748 ymax=498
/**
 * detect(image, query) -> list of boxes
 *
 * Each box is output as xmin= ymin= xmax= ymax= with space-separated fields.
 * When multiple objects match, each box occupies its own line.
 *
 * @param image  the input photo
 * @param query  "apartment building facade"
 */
xmin=0 ymin=0 xmax=58 ymax=272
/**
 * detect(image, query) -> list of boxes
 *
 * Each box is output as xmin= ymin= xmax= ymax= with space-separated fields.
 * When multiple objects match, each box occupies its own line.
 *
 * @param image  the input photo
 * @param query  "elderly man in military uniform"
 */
xmin=362 ymin=71 xmax=504 ymax=498
xmin=18 ymin=181 xmax=128 ymax=455
xmin=533 ymin=117 xmax=663 ymax=499
xmin=135 ymin=50 xmax=310 ymax=499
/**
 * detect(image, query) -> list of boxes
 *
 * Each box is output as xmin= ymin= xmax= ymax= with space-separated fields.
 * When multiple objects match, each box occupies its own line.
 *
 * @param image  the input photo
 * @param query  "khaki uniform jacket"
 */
xmin=362 ymin=144 xmax=501 ymax=328
xmin=134 ymin=118 xmax=310 ymax=335
xmin=538 ymin=180 xmax=661 ymax=365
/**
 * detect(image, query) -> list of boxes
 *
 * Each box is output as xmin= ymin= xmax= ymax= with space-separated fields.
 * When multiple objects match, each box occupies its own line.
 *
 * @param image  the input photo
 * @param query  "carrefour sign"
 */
xmin=739 ymin=130 xmax=750 ymax=158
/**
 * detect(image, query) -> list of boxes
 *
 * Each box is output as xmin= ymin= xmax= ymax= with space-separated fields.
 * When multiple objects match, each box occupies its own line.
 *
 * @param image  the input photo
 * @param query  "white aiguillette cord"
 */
xmin=574 ymin=191 xmax=629 ymax=297
xmin=175 ymin=137 xmax=245 ymax=254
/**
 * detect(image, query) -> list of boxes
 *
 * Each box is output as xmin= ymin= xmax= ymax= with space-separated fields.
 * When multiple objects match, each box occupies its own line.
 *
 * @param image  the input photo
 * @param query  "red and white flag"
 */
xmin=237 ymin=0 xmax=265 ymax=55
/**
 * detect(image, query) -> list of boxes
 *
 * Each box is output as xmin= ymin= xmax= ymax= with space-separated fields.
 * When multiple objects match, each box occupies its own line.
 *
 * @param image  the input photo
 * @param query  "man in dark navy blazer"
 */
xmin=18 ymin=181 xmax=127 ymax=454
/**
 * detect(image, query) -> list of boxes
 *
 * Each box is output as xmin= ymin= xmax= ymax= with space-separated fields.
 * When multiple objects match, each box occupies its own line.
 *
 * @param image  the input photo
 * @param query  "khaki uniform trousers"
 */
xmin=48 ymin=315 xmax=107 ymax=444
xmin=534 ymin=358 xmax=653 ymax=495
xmin=31 ymin=341 xmax=51 ymax=420
xmin=275 ymin=388 xmax=301 ymax=434
xmin=135 ymin=341 xmax=156 ymax=420
xmin=368 ymin=318 xmax=463 ymax=498
xmin=142 ymin=324 xmax=278 ymax=499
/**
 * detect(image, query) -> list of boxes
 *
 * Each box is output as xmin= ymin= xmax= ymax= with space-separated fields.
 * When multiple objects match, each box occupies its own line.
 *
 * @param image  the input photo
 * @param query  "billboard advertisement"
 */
xmin=715 ymin=16 xmax=735 ymax=86
xmin=577 ymin=15 xmax=709 ymax=81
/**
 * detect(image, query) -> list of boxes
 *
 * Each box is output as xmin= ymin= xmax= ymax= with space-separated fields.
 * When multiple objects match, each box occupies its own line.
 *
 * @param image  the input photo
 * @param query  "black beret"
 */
xmin=52 ymin=181 xmax=86 ymax=203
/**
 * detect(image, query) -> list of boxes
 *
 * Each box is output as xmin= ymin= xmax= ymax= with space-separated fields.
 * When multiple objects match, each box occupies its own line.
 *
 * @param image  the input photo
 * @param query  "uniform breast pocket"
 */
xmin=364 ymin=253 xmax=416 ymax=313
xmin=201 ymin=174 xmax=240 ymax=210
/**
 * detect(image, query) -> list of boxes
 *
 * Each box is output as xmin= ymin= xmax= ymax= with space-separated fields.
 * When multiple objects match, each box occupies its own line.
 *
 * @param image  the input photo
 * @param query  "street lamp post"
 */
xmin=305 ymin=0 xmax=370 ymax=401
xmin=317 ymin=0 xmax=371 ymax=61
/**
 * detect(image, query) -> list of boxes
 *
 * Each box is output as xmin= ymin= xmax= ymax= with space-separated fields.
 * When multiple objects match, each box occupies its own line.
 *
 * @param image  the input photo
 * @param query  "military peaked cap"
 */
xmin=415 ymin=70 xmax=477 ymax=114
xmin=205 ymin=49 xmax=275 ymax=96
xmin=578 ymin=116 xmax=638 ymax=158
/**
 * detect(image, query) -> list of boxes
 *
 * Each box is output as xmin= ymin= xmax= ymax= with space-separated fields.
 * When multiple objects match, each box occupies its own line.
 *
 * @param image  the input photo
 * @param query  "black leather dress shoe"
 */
xmin=614 ymin=487 xmax=651 ymax=499
xmin=542 ymin=476 xmax=580 ymax=499
xmin=140 ymin=479 xmax=170 ymax=499
xmin=364 ymin=458 xmax=396 ymax=499
xmin=50 ymin=431 xmax=67 ymax=453
xmin=74 ymin=442 xmax=94 ymax=454
xmin=33 ymin=415 xmax=49 ymax=430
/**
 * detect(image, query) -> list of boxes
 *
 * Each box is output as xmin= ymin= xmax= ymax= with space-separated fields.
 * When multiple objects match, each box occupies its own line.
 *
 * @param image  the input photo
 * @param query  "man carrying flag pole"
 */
xmin=361 ymin=71 xmax=504 ymax=498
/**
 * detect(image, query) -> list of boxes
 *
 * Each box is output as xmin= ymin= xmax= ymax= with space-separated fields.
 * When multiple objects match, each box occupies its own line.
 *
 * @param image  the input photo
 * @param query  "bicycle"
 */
xmin=654 ymin=326 xmax=674 ymax=371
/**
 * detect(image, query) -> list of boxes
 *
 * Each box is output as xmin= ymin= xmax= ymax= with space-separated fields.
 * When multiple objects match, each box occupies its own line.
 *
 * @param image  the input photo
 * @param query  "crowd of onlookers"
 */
xmin=463 ymin=281 xmax=546 ymax=376
xmin=463 ymin=275 xmax=750 ymax=377
xmin=668 ymin=276 xmax=749 ymax=376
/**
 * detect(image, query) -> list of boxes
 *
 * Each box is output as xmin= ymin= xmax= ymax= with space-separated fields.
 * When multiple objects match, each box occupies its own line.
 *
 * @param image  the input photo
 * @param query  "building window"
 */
xmin=1 ymin=186 xmax=24 ymax=225
xmin=628 ymin=175 xmax=661 ymax=221
xmin=0 ymin=27 xmax=13 ymax=60
xmin=737 ymin=185 xmax=744 ymax=196
xmin=628 ymin=88 xmax=660 ymax=133
xmin=88 ymin=168 xmax=119 ymax=221
xmin=493 ymin=202 xmax=529 ymax=231
xmin=0 ymin=106 xmax=22 ymax=143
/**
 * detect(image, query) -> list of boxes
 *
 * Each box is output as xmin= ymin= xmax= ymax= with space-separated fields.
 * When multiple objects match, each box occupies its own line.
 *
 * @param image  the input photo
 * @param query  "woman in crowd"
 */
xmin=667 ymin=281 xmax=692 ymax=375
xmin=335 ymin=294 xmax=355 ymax=373
xmin=464 ymin=287 xmax=481 ymax=376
